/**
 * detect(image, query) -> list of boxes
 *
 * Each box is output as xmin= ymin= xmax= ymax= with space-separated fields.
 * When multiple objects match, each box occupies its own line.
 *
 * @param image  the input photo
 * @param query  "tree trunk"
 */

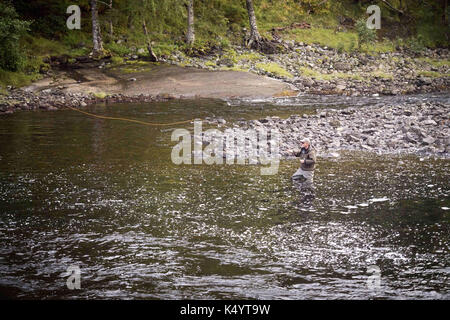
xmin=90 ymin=0 xmax=104 ymax=55
xmin=443 ymin=0 xmax=448 ymax=25
xmin=380 ymin=0 xmax=404 ymax=16
xmin=245 ymin=0 xmax=261 ymax=48
xmin=186 ymin=0 xmax=195 ymax=45
xmin=109 ymin=0 xmax=113 ymax=37
xmin=127 ymin=14 xmax=133 ymax=29
xmin=142 ymin=19 xmax=158 ymax=62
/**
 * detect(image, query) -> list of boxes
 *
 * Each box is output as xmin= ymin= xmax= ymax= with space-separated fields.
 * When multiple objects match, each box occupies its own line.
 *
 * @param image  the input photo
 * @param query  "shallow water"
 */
xmin=0 ymin=97 xmax=449 ymax=299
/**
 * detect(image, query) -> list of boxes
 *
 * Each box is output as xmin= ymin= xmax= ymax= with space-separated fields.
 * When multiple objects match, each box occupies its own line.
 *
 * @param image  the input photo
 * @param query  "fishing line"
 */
xmin=66 ymin=105 xmax=199 ymax=126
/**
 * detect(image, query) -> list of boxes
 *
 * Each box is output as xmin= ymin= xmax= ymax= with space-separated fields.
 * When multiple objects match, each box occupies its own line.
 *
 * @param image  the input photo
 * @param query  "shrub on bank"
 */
xmin=0 ymin=3 xmax=31 ymax=71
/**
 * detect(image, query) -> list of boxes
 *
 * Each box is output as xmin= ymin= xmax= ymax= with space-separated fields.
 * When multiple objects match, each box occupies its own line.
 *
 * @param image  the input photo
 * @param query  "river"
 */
xmin=0 ymin=95 xmax=448 ymax=299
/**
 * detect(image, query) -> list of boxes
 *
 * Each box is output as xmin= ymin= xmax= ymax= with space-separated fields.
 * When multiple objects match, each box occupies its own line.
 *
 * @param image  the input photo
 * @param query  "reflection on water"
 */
xmin=0 ymin=98 xmax=448 ymax=299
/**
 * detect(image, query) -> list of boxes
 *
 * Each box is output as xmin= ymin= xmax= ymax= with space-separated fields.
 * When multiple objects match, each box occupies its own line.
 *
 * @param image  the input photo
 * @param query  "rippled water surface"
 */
xmin=0 ymin=96 xmax=449 ymax=299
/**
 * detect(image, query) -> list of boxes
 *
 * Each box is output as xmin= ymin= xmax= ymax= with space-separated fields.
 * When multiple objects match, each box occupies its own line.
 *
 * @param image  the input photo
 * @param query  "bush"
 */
xmin=104 ymin=42 xmax=131 ymax=56
xmin=219 ymin=37 xmax=231 ymax=49
xmin=348 ymin=40 xmax=356 ymax=52
xmin=0 ymin=2 xmax=31 ymax=71
xmin=407 ymin=35 xmax=425 ymax=54
xmin=355 ymin=18 xmax=376 ymax=50
xmin=63 ymin=32 xmax=89 ymax=49
xmin=110 ymin=56 xmax=124 ymax=65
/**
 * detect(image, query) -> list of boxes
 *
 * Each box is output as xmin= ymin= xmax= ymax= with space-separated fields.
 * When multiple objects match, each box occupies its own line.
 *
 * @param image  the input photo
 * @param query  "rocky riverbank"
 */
xmin=164 ymin=42 xmax=449 ymax=96
xmin=229 ymin=101 xmax=449 ymax=158
xmin=0 ymin=88 xmax=176 ymax=114
xmin=0 ymin=38 xmax=448 ymax=115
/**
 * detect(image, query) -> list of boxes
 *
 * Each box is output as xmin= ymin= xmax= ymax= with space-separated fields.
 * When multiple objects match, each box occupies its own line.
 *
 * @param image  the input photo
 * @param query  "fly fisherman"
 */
xmin=291 ymin=138 xmax=316 ymax=185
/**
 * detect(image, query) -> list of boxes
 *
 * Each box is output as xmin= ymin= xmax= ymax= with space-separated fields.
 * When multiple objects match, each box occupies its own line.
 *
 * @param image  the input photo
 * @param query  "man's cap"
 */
xmin=301 ymin=138 xmax=311 ymax=144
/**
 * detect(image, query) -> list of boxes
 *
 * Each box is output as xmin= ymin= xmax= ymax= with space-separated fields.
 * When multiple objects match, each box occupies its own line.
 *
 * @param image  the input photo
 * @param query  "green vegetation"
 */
xmin=25 ymin=36 xmax=67 ymax=57
xmin=0 ymin=69 xmax=41 ymax=88
xmin=104 ymin=42 xmax=131 ymax=56
xmin=153 ymin=43 xmax=179 ymax=57
xmin=297 ymin=66 xmax=323 ymax=78
xmin=288 ymin=28 xmax=358 ymax=52
xmin=369 ymin=71 xmax=394 ymax=79
xmin=297 ymin=66 xmax=363 ymax=81
xmin=219 ymin=66 xmax=249 ymax=72
xmin=110 ymin=56 xmax=124 ymax=65
xmin=256 ymin=62 xmax=293 ymax=78
xmin=286 ymin=27 xmax=398 ymax=53
xmin=356 ymin=18 xmax=377 ymax=49
xmin=0 ymin=3 xmax=31 ymax=71
xmin=417 ymin=58 xmax=450 ymax=68
xmin=418 ymin=70 xmax=448 ymax=78
xmin=222 ymin=48 xmax=239 ymax=65
xmin=237 ymin=52 xmax=263 ymax=63
xmin=108 ymin=60 xmax=159 ymax=73
xmin=0 ymin=0 xmax=448 ymax=88
xmin=91 ymin=91 xmax=108 ymax=99
xmin=297 ymin=65 xmax=401 ymax=81
xmin=205 ymin=60 xmax=217 ymax=68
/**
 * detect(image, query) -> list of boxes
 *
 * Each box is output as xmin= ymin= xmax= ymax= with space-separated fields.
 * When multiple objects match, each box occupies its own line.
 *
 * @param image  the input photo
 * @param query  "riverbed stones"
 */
xmin=231 ymin=101 xmax=449 ymax=158
xmin=422 ymin=119 xmax=437 ymax=125
xmin=336 ymin=84 xmax=347 ymax=92
xmin=0 ymin=88 xmax=175 ymax=114
xmin=422 ymin=136 xmax=436 ymax=145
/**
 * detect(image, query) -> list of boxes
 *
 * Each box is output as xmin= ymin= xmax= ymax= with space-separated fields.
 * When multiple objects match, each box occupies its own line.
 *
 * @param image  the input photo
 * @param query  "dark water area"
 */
xmin=0 ymin=96 xmax=448 ymax=299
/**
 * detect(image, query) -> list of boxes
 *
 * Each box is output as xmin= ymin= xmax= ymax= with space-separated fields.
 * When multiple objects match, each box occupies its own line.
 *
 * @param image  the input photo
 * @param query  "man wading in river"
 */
xmin=291 ymin=138 xmax=316 ymax=186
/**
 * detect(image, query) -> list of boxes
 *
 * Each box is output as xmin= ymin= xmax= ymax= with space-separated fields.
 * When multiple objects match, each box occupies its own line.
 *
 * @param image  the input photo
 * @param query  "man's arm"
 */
xmin=288 ymin=149 xmax=301 ymax=157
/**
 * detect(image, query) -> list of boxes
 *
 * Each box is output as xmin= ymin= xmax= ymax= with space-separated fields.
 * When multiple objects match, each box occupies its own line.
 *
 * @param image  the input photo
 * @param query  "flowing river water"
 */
xmin=0 ymin=94 xmax=449 ymax=299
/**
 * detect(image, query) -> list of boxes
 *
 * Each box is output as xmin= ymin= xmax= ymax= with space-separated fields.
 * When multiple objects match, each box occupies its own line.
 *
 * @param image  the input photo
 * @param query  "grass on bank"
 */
xmin=237 ymin=52 xmax=263 ymax=63
xmin=297 ymin=66 xmax=399 ymax=81
xmin=91 ymin=91 xmax=109 ymax=99
xmin=297 ymin=66 xmax=364 ymax=81
xmin=369 ymin=70 xmax=394 ymax=79
xmin=416 ymin=58 xmax=450 ymax=69
xmin=0 ymin=34 xmax=90 ymax=89
xmin=108 ymin=60 xmax=160 ymax=73
xmin=0 ymin=69 xmax=40 ymax=92
xmin=0 ymin=54 xmax=47 ymax=90
xmin=256 ymin=62 xmax=293 ymax=78
xmin=284 ymin=27 xmax=397 ymax=53
xmin=418 ymin=70 xmax=449 ymax=78
xmin=219 ymin=66 xmax=250 ymax=72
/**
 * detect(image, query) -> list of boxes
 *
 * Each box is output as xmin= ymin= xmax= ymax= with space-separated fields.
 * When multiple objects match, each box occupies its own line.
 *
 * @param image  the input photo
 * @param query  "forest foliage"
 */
xmin=0 ymin=0 xmax=448 ymax=87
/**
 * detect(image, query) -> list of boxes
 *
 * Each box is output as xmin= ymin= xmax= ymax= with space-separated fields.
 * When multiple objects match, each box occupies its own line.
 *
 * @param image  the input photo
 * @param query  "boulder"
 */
xmin=422 ymin=136 xmax=436 ymax=145
xmin=422 ymin=119 xmax=437 ymax=125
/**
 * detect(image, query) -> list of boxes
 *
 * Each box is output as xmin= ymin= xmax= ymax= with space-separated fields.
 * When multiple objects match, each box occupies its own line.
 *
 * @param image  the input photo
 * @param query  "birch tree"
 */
xmin=142 ymin=0 xmax=158 ymax=62
xmin=186 ymin=0 xmax=195 ymax=45
xmin=108 ymin=0 xmax=113 ymax=37
xmin=245 ymin=0 xmax=261 ymax=48
xmin=90 ymin=0 xmax=104 ymax=55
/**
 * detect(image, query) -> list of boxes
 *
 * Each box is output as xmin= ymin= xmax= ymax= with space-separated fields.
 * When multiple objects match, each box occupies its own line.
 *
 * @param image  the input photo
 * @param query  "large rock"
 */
xmin=334 ymin=62 xmax=351 ymax=71
xmin=336 ymin=84 xmax=347 ymax=92
xmin=422 ymin=119 xmax=437 ymax=125
xmin=422 ymin=136 xmax=436 ymax=145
